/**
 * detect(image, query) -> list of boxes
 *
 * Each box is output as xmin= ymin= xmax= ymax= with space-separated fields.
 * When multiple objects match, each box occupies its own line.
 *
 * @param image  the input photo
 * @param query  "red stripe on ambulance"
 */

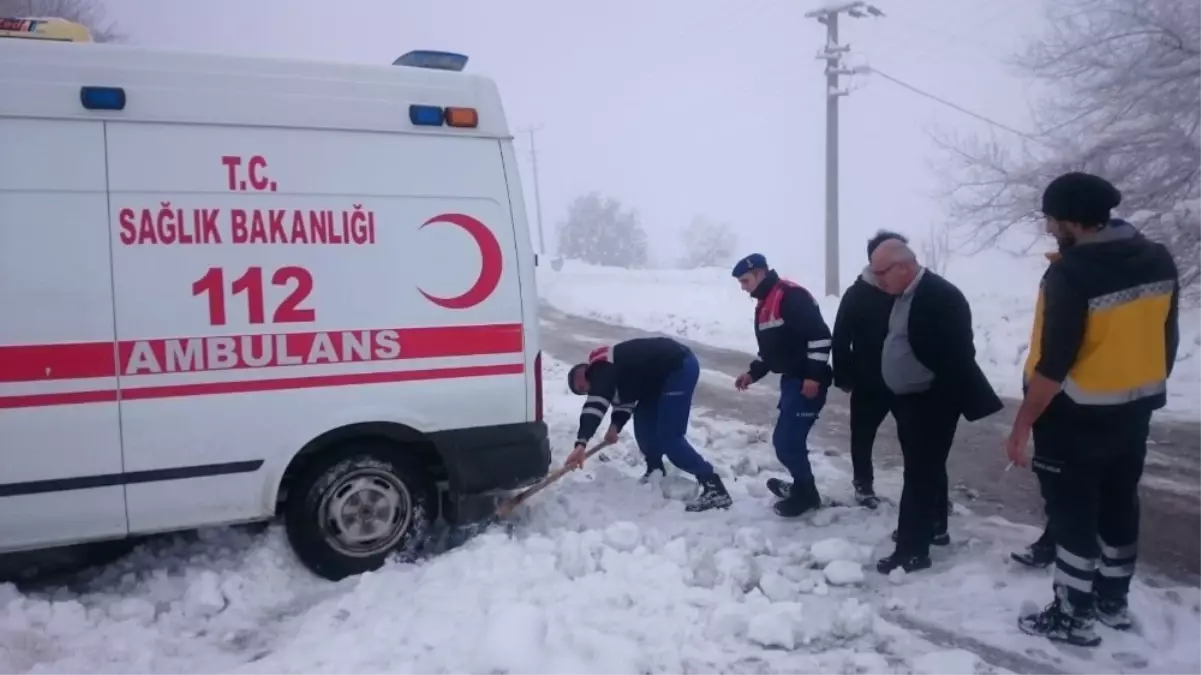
xmin=0 ymin=323 xmax=522 ymax=382
xmin=0 ymin=363 xmax=524 ymax=410
xmin=118 ymin=323 xmax=522 ymax=376
xmin=0 ymin=323 xmax=524 ymax=408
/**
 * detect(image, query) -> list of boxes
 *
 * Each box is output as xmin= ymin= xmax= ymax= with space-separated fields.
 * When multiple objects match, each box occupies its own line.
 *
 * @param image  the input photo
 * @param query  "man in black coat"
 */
xmin=831 ymin=230 xmax=910 ymax=509
xmin=870 ymin=238 xmax=1004 ymax=574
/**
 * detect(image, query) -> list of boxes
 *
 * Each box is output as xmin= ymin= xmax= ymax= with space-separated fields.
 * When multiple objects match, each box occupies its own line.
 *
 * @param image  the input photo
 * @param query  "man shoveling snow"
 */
xmin=564 ymin=337 xmax=733 ymax=512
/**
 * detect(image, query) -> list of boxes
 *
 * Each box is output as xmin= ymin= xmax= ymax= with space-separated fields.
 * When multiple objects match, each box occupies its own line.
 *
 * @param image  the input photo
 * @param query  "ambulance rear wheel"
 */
xmin=285 ymin=441 xmax=436 ymax=581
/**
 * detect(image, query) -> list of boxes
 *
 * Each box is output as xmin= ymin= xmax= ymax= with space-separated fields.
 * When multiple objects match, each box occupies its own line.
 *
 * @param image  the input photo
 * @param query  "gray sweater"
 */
xmin=881 ymin=267 xmax=935 ymax=394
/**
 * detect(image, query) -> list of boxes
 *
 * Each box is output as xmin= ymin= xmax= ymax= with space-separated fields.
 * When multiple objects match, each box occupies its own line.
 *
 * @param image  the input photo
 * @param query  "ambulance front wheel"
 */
xmin=284 ymin=441 xmax=436 ymax=581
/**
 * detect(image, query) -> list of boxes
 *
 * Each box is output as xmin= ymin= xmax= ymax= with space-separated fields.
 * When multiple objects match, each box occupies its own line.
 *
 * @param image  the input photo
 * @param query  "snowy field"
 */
xmin=538 ymin=259 xmax=1201 ymax=421
xmin=1 ymin=356 xmax=1199 ymax=674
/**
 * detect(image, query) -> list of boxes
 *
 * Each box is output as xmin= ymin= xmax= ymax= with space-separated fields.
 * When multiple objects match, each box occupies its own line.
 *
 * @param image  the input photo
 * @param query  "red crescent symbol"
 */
xmin=417 ymin=213 xmax=503 ymax=310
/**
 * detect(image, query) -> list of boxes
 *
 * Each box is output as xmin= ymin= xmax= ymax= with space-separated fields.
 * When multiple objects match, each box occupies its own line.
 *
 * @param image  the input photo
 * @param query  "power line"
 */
xmin=866 ymin=66 xmax=1044 ymax=144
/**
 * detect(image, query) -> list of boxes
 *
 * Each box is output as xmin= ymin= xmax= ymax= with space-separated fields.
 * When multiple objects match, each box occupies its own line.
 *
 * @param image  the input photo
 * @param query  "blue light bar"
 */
xmin=79 ymin=86 xmax=126 ymax=111
xmin=409 ymin=104 xmax=445 ymax=126
xmin=393 ymin=50 xmax=469 ymax=72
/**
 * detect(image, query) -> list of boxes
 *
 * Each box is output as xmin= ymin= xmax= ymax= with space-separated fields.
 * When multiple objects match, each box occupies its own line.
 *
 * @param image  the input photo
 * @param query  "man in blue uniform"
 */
xmin=731 ymin=254 xmax=833 ymax=518
xmin=564 ymin=336 xmax=733 ymax=512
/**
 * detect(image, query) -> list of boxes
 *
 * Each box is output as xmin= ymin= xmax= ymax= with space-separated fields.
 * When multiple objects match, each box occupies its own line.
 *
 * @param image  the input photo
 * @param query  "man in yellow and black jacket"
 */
xmin=1006 ymin=172 xmax=1180 ymax=648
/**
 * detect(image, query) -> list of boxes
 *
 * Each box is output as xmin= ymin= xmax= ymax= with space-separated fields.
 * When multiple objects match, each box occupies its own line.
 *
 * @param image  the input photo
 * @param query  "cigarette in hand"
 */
xmin=1004 ymin=461 xmax=1015 ymax=472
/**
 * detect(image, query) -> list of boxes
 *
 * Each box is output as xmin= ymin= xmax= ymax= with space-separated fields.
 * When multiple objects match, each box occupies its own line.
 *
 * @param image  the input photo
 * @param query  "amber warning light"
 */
xmin=0 ymin=16 xmax=92 ymax=42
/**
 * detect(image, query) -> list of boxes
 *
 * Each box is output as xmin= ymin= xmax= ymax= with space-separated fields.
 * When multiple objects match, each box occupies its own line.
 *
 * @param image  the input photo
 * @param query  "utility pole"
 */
xmin=519 ymin=124 xmax=547 ymax=257
xmin=804 ymin=0 xmax=883 ymax=297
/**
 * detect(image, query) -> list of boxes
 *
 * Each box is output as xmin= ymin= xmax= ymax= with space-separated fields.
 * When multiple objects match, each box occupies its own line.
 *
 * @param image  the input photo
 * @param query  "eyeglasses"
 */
xmin=870 ymin=262 xmax=899 ymax=277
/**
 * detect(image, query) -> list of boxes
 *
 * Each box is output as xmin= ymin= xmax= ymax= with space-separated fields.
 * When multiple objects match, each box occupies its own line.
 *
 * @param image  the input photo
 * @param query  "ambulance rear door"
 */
xmin=0 ymin=117 xmax=129 ymax=550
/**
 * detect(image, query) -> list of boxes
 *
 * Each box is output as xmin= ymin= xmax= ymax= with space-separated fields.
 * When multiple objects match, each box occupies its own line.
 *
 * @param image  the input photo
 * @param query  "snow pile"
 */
xmin=537 ymin=259 xmax=1201 ymax=419
xmin=0 ymin=355 xmax=1196 ymax=673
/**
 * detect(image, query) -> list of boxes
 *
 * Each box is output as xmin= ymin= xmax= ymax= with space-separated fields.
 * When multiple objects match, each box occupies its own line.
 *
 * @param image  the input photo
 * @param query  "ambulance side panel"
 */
xmin=0 ymin=118 xmax=128 ymax=550
xmin=105 ymin=122 xmax=528 ymax=534
xmin=497 ymin=138 xmax=541 ymax=423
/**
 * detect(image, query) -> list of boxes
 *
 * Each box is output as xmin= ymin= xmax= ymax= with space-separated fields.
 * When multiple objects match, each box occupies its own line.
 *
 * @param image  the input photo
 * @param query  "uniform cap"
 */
xmin=732 ymin=253 xmax=767 ymax=277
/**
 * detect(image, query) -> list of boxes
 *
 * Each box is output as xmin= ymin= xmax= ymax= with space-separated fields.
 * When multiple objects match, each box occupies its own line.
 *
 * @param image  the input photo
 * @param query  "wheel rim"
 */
xmin=317 ymin=468 xmax=414 ymax=558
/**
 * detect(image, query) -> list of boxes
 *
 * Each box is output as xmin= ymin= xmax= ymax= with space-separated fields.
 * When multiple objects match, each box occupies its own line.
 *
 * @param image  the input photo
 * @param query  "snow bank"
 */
xmin=538 ymin=259 xmax=1201 ymax=419
xmin=0 ymin=355 xmax=1196 ymax=673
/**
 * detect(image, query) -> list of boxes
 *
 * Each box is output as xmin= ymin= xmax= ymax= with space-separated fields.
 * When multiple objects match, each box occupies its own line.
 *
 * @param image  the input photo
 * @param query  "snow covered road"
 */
xmin=541 ymin=304 xmax=1201 ymax=587
xmin=0 ymin=354 xmax=1197 ymax=673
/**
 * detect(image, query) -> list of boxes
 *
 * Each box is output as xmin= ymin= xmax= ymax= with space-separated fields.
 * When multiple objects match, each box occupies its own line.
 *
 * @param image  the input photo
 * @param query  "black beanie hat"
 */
xmin=1041 ymin=172 xmax=1122 ymax=227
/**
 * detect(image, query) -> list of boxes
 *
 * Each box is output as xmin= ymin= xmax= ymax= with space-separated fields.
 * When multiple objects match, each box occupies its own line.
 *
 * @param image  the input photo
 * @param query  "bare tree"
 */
xmin=0 ymin=0 xmax=122 ymax=42
xmin=557 ymin=192 xmax=649 ymax=269
xmin=932 ymin=0 xmax=1200 ymax=294
xmin=678 ymin=215 xmax=739 ymax=269
xmin=919 ymin=223 xmax=952 ymax=276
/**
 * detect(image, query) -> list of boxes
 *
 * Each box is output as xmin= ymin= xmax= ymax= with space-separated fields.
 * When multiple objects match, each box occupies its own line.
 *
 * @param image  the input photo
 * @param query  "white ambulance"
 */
xmin=0 ymin=18 xmax=550 ymax=581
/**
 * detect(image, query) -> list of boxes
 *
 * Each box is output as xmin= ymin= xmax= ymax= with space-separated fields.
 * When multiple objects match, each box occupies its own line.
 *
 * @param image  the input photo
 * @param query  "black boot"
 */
xmin=1095 ymin=595 xmax=1134 ymax=631
xmin=876 ymin=550 xmax=932 ymax=574
xmin=853 ymin=480 xmax=880 ymax=509
xmin=686 ymin=474 xmax=732 ymax=512
xmin=766 ymin=477 xmax=791 ymax=499
xmin=1011 ymin=530 xmax=1055 ymax=568
xmin=772 ymin=479 xmax=821 ymax=518
xmin=1018 ymin=597 xmax=1101 ymax=647
xmin=639 ymin=464 xmax=666 ymax=484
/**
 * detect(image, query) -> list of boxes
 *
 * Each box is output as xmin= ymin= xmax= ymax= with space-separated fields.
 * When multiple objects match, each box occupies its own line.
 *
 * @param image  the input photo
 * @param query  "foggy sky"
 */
xmin=102 ymin=0 xmax=1048 ymax=288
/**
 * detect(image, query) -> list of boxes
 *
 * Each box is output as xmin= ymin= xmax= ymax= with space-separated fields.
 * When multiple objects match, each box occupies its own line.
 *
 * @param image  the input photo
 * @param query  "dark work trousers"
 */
xmin=773 ymin=375 xmax=828 ymax=494
xmin=891 ymin=388 xmax=959 ymax=557
xmin=849 ymin=387 xmax=892 ymax=489
xmin=1030 ymin=421 xmax=1059 ymax=547
xmin=1036 ymin=410 xmax=1150 ymax=614
xmin=632 ymin=352 xmax=716 ymax=479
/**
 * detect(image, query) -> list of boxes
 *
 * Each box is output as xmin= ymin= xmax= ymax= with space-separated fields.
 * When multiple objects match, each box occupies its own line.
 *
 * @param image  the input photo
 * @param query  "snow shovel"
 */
xmin=494 ymin=440 xmax=614 ymax=518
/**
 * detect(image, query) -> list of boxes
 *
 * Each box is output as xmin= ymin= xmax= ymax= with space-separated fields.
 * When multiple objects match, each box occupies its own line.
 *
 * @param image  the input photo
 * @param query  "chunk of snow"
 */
xmin=45 ymin=600 xmax=88 ymax=636
xmin=704 ymin=603 xmax=749 ymax=640
xmin=713 ymin=548 xmax=761 ymax=593
xmin=758 ymin=571 xmax=798 ymax=603
xmin=603 ymin=521 xmax=641 ymax=552
xmin=845 ymin=652 xmax=892 ymax=674
xmin=834 ymin=598 xmax=874 ymax=638
xmin=745 ymin=481 xmax=771 ymax=498
xmin=733 ymin=527 xmax=770 ymax=555
xmin=745 ymin=604 xmax=802 ymax=650
xmin=182 ymin=571 xmax=226 ymax=618
xmin=810 ymin=537 xmax=861 ymax=565
xmin=477 ymin=602 xmax=548 ymax=673
xmin=556 ymin=530 xmax=599 ymax=579
xmin=107 ymin=597 xmax=156 ymax=624
xmin=660 ymin=474 xmax=699 ymax=501
xmin=662 ymin=536 xmax=689 ymax=567
xmin=730 ymin=455 xmax=759 ymax=477
xmin=823 ymin=560 xmax=865 ymax=586
xmin=912 ymin=649 xmax=985 ymax=675
xmin=797 ymin=577 xmax=818 ymax=594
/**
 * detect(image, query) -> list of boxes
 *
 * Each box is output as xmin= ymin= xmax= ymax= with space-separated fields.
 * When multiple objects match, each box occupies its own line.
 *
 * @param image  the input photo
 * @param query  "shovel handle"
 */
xmin=494 ymin=440 xmax=613 ymax=518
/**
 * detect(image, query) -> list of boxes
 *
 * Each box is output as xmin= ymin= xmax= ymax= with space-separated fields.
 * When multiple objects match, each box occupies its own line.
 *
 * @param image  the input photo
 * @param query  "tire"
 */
xmin=284 ymin=440 xmax=436 ymax=581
